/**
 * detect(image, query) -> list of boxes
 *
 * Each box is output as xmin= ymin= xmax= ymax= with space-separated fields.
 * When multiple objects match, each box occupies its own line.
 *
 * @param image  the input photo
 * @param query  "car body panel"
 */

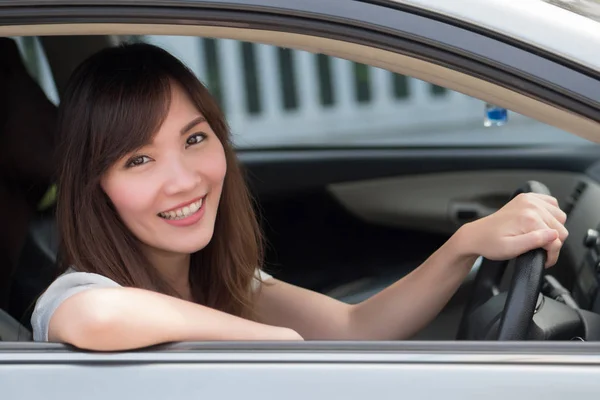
xmin=392 ymin=0 xmax=600 ymax=72
xmin=4 ymin=343 xmax=600 ymax=399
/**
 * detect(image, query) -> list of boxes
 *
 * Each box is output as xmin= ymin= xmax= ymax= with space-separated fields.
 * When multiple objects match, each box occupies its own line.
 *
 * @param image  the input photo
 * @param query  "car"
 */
xmin=2 ymin=0 xmax=600 ymax=398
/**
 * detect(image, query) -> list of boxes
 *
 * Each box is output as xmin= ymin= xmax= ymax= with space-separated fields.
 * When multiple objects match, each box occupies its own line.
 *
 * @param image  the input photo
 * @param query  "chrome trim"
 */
xmin=3 ymin=341 xmax=600 ymax=365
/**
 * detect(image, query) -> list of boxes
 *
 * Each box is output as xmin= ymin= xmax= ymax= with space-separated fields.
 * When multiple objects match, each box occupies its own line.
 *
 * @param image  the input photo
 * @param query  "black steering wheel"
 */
xmin=456 ymin=181 xmax=549 ymax=340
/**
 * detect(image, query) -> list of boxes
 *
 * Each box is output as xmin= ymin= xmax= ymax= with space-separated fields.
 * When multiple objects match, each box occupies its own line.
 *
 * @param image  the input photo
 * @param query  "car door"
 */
xmin=2 ymin=0 xmax=600 ymax=398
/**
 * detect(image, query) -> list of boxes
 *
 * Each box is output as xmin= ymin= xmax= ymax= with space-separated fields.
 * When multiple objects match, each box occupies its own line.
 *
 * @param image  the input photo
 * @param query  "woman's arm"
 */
xmin=255 ymin=193 xmax=568 ymax=340
xmin=49 ymin=287 xmax=303 ymax=351
xmin=255 ymin=232 xmax=474 ymax=340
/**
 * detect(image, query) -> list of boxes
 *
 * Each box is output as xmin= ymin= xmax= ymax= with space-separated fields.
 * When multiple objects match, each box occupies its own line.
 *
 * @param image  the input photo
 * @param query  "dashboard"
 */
xmin=568 ymin=162 xmax=600 ymax=313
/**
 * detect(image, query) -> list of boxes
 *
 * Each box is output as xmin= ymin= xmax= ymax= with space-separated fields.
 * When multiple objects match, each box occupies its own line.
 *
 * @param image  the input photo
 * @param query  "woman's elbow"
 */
xmin=49 ymin=290 xmax=123 ymax=350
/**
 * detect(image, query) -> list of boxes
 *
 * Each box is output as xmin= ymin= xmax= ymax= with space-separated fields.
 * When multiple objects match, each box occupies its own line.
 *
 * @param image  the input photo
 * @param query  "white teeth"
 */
xmin=159 ymin=199 xmax=204 ymax=220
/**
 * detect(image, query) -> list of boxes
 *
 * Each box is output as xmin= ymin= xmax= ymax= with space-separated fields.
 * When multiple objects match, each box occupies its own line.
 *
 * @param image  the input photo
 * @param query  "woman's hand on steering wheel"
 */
xmin=459 ymin=193 xmax=569 ymax=268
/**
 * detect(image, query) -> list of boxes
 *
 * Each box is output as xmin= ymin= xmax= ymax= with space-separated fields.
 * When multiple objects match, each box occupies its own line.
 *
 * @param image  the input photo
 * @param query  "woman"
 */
xmin=32 ymin=43 xmax=568 ymax=350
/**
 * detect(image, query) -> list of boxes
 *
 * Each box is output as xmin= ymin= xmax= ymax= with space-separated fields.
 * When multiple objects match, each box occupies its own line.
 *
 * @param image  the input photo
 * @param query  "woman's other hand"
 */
xmin=457 ymin=193 xmax=568 ymax=268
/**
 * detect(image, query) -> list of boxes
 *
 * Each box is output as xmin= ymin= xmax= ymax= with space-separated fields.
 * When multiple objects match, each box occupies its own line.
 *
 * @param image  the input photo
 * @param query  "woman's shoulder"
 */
xmin=52 ymin=267 xmax=121 ymax=288
xmin=252 ymin=269 xmax=273 ymax=291
xmin=36 ymin=268 xmax=122 ymax=302
xmin=37 ymin=267 xmax=122 ymax=309
xmin=31 ymin=267 xmax=121 ymax=342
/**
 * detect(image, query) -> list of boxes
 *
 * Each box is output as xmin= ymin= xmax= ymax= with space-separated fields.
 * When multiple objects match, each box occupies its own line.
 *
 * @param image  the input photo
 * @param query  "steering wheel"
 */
xmin=456 ymin=181 xmax=549 ymax=340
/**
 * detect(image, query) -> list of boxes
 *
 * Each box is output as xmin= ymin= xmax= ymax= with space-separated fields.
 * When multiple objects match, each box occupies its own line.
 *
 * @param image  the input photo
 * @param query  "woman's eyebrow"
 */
xmin=180 ymin=116 xmax=207 ymax=135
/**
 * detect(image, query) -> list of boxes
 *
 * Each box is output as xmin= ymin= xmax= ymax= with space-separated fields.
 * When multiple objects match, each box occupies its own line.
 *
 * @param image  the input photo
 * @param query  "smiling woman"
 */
xmin=53 ymin=43 xmax=263 ymax=306
xmin=31 ymin=44 xmax=278 ymax=347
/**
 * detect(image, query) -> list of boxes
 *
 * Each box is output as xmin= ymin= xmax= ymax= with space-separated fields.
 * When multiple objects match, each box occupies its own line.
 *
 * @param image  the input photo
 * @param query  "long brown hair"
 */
xmin=55 ymin=43 xmax=263 ymax=318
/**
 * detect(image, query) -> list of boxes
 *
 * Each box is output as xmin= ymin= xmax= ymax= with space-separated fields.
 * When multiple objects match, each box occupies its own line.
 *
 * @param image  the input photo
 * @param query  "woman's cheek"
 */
xmin=210 ymin=152 xmax=227 ymax=184
xmin=204 ymin=141 xmax=227 ymax=183
xmin=104 ymin=175 xmax=157 ymax=217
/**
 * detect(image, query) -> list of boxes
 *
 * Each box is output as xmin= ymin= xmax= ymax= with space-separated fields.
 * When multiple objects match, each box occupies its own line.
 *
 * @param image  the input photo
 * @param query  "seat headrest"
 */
xmin=0 ymin=38 xmax=56 ymax=196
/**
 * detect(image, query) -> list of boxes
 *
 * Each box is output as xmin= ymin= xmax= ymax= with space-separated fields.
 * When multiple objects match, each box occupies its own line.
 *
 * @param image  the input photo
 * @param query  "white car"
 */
xmin=1 ymin=0 xmax=600 ymax=398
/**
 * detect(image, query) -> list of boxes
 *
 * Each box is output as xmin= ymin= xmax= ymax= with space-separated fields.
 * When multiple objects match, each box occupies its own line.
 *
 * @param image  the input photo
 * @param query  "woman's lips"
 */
xmin=159 ymin=196 xmax=204 ymax=215
xmin=158 ymin=196 xmax=206 ymax=227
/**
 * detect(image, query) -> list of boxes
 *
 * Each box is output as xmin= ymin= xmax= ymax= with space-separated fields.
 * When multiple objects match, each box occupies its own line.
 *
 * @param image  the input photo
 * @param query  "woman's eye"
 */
xmin=126 ymin=155 xmax=151 ymax=168
xmin=185 ymin=133 xmax=206 ymax=148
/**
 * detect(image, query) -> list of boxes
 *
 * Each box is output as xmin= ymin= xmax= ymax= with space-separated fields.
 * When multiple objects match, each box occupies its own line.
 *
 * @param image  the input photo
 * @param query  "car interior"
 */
xmin=1 ymin=26 xmax=600 ymax=344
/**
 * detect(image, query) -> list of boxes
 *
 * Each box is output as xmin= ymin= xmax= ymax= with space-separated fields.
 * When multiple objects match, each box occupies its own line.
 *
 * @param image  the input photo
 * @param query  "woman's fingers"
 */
xmin=506 ymin=229 xmax=560 ymax=268
xmin=531 ymin=194 xmax=567 ymax=224
xmin=505 ymin=229 xmax=558 ymax=258
xmin=537 ymin=204 xmax=569 ymax=242
xmin=543 ymin=237 xmax=563 ymax=268
xmin=527 ymin=193 xmax=559 ymax=208
xmin=517 ymin=194 xmax=566 ymax=267
xmin=515 ymin=193 xmax=568 ymax=242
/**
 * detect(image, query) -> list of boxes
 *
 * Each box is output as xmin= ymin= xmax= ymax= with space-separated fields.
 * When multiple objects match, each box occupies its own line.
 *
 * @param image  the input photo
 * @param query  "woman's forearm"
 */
xmin=349 ymin=226 xmax=477 ymax=340
xmin=49 ymin=287 xmax=303 ymax=350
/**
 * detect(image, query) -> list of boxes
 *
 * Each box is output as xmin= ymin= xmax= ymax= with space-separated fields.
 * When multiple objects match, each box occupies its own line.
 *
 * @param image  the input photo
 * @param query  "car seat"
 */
xmin=0 ymin=37 xmax=56 ymax=341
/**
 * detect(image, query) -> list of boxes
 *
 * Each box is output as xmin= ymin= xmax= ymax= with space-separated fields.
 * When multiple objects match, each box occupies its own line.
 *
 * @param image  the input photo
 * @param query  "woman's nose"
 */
xmin=161 ymin=155 xmax=199 ymax=195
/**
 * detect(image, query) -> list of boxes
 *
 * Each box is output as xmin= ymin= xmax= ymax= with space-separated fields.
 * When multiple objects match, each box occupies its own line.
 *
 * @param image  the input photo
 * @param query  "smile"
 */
xmin=158 ymin=198 xmax=203 ymax=220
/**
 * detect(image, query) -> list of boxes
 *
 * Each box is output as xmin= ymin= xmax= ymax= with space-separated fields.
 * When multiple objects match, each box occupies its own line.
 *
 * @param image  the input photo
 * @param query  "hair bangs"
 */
xmin=88 ymin=73 xmax=171 ymax=177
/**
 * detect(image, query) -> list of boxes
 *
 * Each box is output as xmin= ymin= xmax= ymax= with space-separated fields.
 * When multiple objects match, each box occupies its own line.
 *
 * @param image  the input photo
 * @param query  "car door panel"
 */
xmin=3 ymin=343 xmax=600 ymax=399
xmin=328 ymin=170 xmax=581 ymax=234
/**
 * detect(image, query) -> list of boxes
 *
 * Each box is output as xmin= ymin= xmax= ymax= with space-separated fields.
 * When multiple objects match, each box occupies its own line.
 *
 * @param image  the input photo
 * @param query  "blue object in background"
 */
xmin=484 ymin=103 xmax=508 ymax=127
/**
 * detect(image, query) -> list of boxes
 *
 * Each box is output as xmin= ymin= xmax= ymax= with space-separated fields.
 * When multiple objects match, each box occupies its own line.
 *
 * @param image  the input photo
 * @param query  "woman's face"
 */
xmin=101 ymin=84 xmax=227 ymax=257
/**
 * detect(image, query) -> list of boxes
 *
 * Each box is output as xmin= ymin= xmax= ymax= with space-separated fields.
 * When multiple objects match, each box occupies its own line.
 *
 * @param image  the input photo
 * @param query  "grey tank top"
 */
xmin=31 ymin=268 xmax=272 ymax=342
